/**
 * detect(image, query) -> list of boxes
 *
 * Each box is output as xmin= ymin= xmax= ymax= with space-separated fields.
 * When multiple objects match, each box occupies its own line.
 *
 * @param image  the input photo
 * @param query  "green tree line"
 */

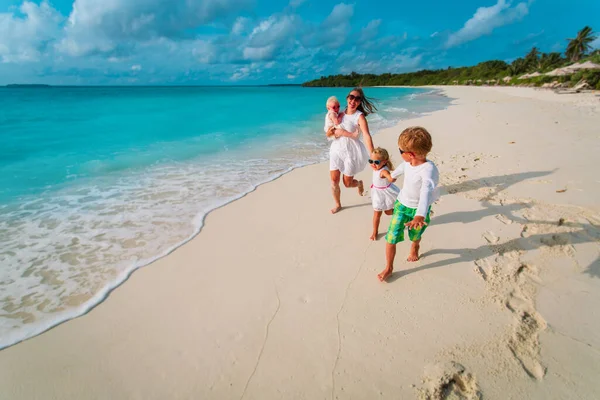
xmin=303 ymin=26 xmax=599 ymax=89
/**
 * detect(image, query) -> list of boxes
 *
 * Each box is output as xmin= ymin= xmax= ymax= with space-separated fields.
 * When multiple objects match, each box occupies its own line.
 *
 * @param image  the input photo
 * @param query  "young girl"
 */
xmin=369 ymin=147 xmax=400 ymax=241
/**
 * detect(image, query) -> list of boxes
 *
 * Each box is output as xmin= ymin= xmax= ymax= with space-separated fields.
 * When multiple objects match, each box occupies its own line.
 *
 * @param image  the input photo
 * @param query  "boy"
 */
xmin=378 ymin=126 xmax=439 ymax=282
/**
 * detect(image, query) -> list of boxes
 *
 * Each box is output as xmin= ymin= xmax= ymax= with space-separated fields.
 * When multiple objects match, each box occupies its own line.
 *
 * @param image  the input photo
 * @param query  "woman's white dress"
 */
xmin=328 ymin=110 xmax=369 ymax=176
xmin=371 ymin=166 xmax=400 ymax=211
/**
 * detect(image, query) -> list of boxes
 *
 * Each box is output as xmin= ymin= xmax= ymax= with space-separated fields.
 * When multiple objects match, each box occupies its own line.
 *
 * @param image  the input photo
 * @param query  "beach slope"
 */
xmin=1 ymin=86 xmax=599 ymax=399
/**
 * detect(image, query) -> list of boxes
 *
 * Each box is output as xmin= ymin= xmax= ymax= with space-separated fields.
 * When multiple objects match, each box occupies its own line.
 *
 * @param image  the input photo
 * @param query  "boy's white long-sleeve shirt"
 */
xmin=391 ymin=161 xmax=439 ymax=216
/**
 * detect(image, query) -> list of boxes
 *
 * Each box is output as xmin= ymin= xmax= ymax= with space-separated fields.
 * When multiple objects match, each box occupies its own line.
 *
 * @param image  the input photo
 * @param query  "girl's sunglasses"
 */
xmin=368 ymin=159 xmax=381 ymax=165
xmin=347 ymin=94 xmax=362 ymax=102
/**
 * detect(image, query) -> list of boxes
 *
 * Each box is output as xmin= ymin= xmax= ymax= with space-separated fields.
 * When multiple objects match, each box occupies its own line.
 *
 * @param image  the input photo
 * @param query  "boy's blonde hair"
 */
xmin=326 ymin=96 xmax=340 ymax=109
xmin=398 ymin=126 xmax=432 ymax=156
xmin=371 ymin=147 xmax=394 ymax=170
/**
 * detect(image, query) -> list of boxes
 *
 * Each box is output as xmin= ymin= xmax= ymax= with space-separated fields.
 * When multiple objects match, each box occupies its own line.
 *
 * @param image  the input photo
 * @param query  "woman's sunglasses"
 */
xmin=347 ymin=94 xmax=362 ymax=102
xmin=368 ymin=159 xmax=382 ymax=165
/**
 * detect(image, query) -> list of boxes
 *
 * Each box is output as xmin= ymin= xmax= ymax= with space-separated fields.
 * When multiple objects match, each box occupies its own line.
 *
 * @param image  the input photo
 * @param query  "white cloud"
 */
xmin=192 ymin=40 xmax=218 ymax=64
xmin=231 ymin=66 xmax=250 ymax=81
xmin=446 ymin=0 xmax=529 ymax=48
xmin=243 ymin=45 xmax=276 ymax=61
xmin=319 ymin=3 xmax=354 ymax=49
xmin=57 ymin=0 xmax=252 ymax=56
xmin=243 ymin=15 xmax=297 ymax=61
xmin=357 ymin=21 xmax=407 ymax=51
xmin=0 ymin=0 xmax=462 ymax=84
xmin=0 ymin=1 xmax=64 ymax=63
xmin=325 ymin=3 xmax=354 ymax=25
xmin=232 ymin=17 xmax=250 ymax=35
xmin=289 ymin=0 xmax=306 ymax=8
xmin=391 ymin=53 xmax=422 ymax=70
xmin=248 ymin=15 xmax=296 ymax=47
xmin=591 ymin=36 xmax=600 ymax=50
xmin=430 ymin=31 xmax=439 ymax=38
xmin=359 ymin=19 xmax=381 ymax=42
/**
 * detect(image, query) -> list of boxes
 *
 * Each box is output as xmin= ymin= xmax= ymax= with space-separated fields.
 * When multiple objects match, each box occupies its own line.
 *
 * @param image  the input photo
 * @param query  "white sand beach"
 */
xmin=1 ymin=86 xmax=599 ymax=399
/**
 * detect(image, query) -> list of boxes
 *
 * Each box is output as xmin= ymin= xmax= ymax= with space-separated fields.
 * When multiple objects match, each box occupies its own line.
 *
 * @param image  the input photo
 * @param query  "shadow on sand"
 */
xmin=386 ymin=169 xmax=599 ymax=282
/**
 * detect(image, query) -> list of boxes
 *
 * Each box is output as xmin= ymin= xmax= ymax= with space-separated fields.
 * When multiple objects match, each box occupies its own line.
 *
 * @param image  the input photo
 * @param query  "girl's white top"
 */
xmin=328 ymin=110 xmax=369 ymax=176
xmin=391 ymin=161 xmax=439 ymax=216
xmin=371 ymin=166 xmax=400 ymax=211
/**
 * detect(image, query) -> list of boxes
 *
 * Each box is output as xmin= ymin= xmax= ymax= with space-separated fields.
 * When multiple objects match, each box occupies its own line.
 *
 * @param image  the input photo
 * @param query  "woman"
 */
xmin=327 ymin=88 xmax=376 ymax=214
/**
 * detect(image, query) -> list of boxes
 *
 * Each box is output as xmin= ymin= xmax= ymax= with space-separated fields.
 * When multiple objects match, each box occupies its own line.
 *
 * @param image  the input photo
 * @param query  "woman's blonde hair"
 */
xmin=372 ymin=147 xmax=394 ymax=170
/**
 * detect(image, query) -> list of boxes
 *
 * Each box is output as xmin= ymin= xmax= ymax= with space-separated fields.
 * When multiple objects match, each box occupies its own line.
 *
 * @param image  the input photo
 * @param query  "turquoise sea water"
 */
xmin=0 ymin=86 xmax=450 ymax=348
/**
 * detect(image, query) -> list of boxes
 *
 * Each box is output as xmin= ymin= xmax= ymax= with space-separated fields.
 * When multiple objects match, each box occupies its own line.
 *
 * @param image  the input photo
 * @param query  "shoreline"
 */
xmin=0 ymin=163 xmax=306 ymax=351
xmin=1 ymin=86 xmax=599 ymax=399
xmin=0 ymin=87 xmax=448 ymax=351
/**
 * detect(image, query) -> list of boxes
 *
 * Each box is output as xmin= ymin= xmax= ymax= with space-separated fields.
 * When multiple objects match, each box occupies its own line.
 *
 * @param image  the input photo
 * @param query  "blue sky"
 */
xmin=1 ymin=0 xmax=599 ymax=85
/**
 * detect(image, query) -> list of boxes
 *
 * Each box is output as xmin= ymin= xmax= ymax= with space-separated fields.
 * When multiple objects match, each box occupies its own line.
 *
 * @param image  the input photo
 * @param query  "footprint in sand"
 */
xmin=495 ymin=214 xmax=512 ymax=225
xmin=507 ymin=311 xmax=547 ymax=380
xmin=482 ymin=231 xmax=499 ymax=244
xmin=540 ymin=234 xmax=569 ymax=247
xmin=419 ymin=361 xmax=482 ymax=400
xmin=473 ymin=259 xmax=489 ymax=281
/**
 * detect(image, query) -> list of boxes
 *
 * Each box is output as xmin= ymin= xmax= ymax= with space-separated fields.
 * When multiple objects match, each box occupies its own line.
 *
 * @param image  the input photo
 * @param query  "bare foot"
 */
xmin=407 ymin=242 xmax=420 ymax=262
xmin=357 ymin=180 xmax=364 ymax=196
xmin=330 ymin=205 xmax=342 ymax=214
xmin=378 ymin=267 xmax=393 ymax=282
xmin=370 ymin=231 xmax=377 ymax=241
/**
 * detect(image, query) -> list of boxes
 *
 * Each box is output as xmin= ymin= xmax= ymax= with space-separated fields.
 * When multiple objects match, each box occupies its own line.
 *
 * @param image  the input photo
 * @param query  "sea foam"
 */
xmin=0 ymin=86 xmax=450 ymax=349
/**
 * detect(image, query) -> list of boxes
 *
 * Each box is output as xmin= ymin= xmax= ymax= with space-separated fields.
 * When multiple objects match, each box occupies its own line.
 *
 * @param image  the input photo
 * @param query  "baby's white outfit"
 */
xmin=328 ymin=110 xmax=369 ymax=176
xmin=324 ymin=111 xmax=342 ymax=138
xmin=371 ymin=166 xmax=400 ymax=211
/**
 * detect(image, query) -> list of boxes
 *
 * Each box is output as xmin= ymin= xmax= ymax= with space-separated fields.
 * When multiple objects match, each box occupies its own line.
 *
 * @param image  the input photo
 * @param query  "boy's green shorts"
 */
xmin=385 ymin=201 xmax=431 ymax=244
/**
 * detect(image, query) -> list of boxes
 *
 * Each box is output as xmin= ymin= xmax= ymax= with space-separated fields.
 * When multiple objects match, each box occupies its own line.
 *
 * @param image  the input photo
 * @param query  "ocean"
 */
xmin=0 ymin=85 xmax=450 ymax=349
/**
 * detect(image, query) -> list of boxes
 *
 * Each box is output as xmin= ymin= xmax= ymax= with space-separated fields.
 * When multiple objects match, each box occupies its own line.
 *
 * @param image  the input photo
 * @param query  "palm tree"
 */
xmin=540 ymin=52 xmax=564 ymax=70
xmin=509 ymin=58 xmax=527 ymax=76
xmin=566 ymin=26 xmax=597 ymax=62
xmin=525 ymin=47 xmax=540 ymax=70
